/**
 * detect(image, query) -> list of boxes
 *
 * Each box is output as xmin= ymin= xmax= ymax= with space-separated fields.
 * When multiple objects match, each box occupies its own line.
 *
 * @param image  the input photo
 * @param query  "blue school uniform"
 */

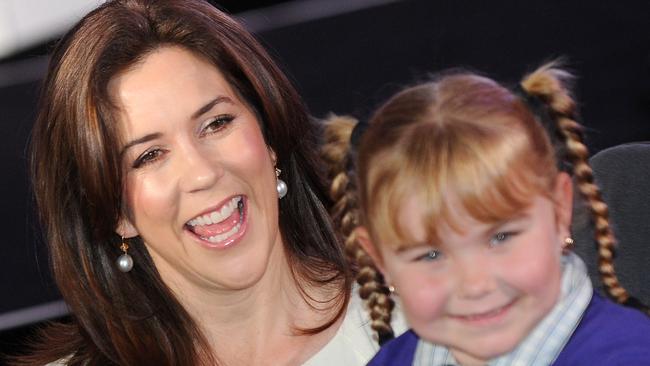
xmin=368 ymin=254 xmax=650 ymax=365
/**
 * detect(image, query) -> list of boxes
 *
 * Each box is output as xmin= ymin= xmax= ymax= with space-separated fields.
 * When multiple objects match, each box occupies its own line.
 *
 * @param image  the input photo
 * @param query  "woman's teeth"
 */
xmin=188 ymin=196 xmax=242 ymax=227
xmin=206 ymin=222 xmax=242 ymax=243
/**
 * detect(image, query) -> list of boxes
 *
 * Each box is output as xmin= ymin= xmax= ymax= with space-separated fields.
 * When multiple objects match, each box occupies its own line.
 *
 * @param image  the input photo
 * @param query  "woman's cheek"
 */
xmin=127 ymin=171 xmax=175 ymax=222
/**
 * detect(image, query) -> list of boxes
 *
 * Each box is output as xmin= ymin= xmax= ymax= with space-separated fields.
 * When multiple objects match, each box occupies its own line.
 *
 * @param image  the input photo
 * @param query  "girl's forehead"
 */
xmin=383 ymin=191 xmax=542 ymax=250
xmin=397 ymin=193 xmax=456 ymax=233
xmin=395 ymin=193 xmax=475 ymax=243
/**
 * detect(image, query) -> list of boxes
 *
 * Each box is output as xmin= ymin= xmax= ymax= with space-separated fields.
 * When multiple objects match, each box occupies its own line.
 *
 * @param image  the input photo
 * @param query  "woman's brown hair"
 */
xmin=322 ymin=62 xmax=647 ymax=343
xmin=20 ymin=0 xmax=350 ymax=364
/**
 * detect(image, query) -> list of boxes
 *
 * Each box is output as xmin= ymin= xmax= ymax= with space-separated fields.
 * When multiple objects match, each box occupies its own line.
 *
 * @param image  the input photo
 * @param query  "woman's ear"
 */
xmin=354 ymin=226 xmax=390 ymax=282
xmin=268 ymin=146 xmax=277 ymax=166
xmin=554 ymin=172 xmax=574 ymax=236
xmin=116 ymin=217 xmax=139 ymax=239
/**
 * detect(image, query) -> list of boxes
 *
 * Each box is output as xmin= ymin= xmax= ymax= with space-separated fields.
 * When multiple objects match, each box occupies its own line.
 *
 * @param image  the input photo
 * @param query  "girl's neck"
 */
xmin=452 ymin=350 xmax=488 ymax=366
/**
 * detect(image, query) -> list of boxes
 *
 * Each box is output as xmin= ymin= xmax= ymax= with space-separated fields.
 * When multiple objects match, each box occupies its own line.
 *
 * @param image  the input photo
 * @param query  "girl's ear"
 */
xmin=116 ymin=217 xmax=139 ymax=239
xmin=354 ymin=226 xmax=390 ymax=282
xmin=554 ymin=172 xmax=574 ymax=236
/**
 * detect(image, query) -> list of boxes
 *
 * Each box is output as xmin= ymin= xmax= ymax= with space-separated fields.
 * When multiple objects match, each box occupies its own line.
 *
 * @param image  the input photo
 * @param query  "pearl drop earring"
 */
xmin=116 ymin=237 xmax=134 ymax=272
xmin=276 ymin=168 xmax=288 ymax=199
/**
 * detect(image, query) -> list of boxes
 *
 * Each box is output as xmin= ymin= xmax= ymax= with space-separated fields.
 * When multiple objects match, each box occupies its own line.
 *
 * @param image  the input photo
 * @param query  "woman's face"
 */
xmin=371 ymin=175 xmax=572 ymax=364
xmin=111 ymin=46 xmax=283 ymax=292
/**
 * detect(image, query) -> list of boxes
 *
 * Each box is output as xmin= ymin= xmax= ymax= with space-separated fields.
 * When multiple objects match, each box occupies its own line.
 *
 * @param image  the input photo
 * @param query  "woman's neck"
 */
xmin=165 ymin=241 xmax=346 ymax=365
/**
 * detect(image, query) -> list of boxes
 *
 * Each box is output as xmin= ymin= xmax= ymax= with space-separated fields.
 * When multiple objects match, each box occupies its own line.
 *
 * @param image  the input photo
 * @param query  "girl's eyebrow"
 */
xmin=394 ymin=241 xmax=435 ymax=253
xmin=484 ymin=212 xmax=531 ymax=234
xmin=393 ymin=211 xmax=534 ymax=252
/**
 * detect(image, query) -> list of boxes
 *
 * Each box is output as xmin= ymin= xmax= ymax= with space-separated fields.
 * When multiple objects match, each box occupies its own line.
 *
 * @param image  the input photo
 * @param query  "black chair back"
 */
xmin=573 ymin=142 xmax=650 ymax=305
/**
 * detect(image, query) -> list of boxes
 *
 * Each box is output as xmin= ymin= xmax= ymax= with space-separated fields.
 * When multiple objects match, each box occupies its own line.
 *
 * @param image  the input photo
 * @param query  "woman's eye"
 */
xmin=415 ymin=250 xmax=443 ymax=262
xmin=489 ymin=231 xmax=516 ymax=247
xmin=200 ymin=114 xmax=235 ymax=136
xmin=132 ymin=148 xmax=164 ymax=168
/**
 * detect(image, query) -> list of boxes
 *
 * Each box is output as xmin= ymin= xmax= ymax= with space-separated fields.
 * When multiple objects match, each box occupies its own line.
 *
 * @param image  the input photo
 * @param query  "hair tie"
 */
xmin=513 ymin=84 xmax=558 ymax=132
xmin=350 ymin=120 xmax=369 ymax=149
xmin=513 ymin=84 xmax=572 ymax=173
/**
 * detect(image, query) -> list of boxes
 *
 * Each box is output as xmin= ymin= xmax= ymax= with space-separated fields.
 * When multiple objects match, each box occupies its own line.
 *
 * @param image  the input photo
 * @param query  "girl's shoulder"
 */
xmin=367 ymin=330 xmax=419 ymax=366
xmin=554 ymin=292 xmax=650 ymax=365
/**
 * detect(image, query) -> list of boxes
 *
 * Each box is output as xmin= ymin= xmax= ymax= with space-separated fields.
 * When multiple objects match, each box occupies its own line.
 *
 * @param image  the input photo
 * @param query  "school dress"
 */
xmin=368 ymin=253 xmax=650 ymax=366
xmin=552 ymin=292 xmax=650 ymax=365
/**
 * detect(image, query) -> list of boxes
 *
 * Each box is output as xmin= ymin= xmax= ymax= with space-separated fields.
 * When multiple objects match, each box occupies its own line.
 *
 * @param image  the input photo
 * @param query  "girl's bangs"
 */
xmin=365 ymin=117 xmax=556 ymax=249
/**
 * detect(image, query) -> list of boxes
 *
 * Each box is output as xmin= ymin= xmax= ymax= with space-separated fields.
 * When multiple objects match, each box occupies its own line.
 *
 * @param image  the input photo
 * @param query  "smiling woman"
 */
xmin=112 ymin=47 xmax=286 ymax=293
xmin=9 ymin=0 xmax=399 ymax=365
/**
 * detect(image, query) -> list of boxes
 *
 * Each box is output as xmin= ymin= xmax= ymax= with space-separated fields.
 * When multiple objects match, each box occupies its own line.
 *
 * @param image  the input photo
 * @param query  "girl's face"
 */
xmin=365 ymin=174 xmax=572 ymax=364
xmin=111 ymin=46 xmax=283 ymax=294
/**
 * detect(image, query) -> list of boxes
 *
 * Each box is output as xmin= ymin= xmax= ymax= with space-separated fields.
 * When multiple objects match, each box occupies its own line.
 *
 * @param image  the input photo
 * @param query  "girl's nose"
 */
xmin=456 ymin=257 xmax=496 ymax=299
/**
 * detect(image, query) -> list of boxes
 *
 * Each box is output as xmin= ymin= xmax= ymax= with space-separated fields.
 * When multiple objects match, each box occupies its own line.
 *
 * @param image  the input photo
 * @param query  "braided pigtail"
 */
xmin=321 ymin=115 xmax=396 ymax=345
xmin=520 ymin=64 xmax=649 ymax=314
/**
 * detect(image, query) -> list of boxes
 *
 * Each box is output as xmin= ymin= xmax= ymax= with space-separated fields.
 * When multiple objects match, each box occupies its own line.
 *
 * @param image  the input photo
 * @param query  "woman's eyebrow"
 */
xmin=119 ymin=95 xmax=236 ymax=158
xmin=120 ymin=132 xmax=163 ymax=157
xmin=191 ymin=95 xmax=234 ymax=120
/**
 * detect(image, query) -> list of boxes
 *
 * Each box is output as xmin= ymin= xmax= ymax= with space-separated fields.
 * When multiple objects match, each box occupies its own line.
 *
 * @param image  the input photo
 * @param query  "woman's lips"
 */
xmin=185 ymin=195 xmax=248 ymax=248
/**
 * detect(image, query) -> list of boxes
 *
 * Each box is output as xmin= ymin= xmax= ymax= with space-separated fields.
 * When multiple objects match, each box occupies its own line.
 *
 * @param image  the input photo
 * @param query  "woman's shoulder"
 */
xmin=554 ymin=292 xmax=650 ymax=365
xmin=45 ymin=359 xmax=68 ymax=366
xmin=44 ymin=354 xmax=73 ymax=366
xmin=302 ymin=288 xmax=409 ymax=365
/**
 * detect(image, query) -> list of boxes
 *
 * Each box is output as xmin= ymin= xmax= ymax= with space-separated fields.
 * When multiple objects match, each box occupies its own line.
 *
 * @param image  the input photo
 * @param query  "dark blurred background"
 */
xmin=1 ymin=0 xmax=649 ymax=358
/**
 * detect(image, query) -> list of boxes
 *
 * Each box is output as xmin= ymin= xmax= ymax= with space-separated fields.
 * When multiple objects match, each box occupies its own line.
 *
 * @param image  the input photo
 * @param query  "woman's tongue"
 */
xmin=191 ymin=209 xmax=241 ymax=238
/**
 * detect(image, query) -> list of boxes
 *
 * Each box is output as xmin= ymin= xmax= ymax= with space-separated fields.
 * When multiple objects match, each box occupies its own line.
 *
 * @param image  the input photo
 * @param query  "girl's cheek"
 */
xmin=499 ymin=239 xmax=561 ymax=293
xmin=398 ymin=268 xmax=448 ymax=320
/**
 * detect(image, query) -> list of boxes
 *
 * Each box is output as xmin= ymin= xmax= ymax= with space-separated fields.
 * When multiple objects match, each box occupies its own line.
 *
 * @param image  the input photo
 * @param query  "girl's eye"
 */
xmin=489 ymin=231 xmax=516 ymax=247
xmin=132 ymin=148 xmax=164 ymax=168
xmin=415 ymin=250 xmax=443 ymax=262
xmin=200 ymin=114 xmax=235 ymax=136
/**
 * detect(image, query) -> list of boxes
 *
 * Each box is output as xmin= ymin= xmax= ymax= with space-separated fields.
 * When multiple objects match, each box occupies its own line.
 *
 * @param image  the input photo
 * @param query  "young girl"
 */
xmin=322 ymin=63 xmax=650 ymax=365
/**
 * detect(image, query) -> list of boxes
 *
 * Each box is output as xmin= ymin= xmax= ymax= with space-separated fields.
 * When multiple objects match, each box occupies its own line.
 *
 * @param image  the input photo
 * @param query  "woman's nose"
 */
xmin=178 ymin=144 xmax=223 ymax=193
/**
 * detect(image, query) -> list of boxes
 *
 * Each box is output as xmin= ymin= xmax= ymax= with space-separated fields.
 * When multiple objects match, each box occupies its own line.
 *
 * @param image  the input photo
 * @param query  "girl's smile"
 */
xmin=447 ymin=297 xmax=518 ymax=332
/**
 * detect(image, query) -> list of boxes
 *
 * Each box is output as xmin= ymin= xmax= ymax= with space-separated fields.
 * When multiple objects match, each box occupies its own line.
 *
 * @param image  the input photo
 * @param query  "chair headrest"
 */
xmin=572 ymin=142 xmax=650 ymax=305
